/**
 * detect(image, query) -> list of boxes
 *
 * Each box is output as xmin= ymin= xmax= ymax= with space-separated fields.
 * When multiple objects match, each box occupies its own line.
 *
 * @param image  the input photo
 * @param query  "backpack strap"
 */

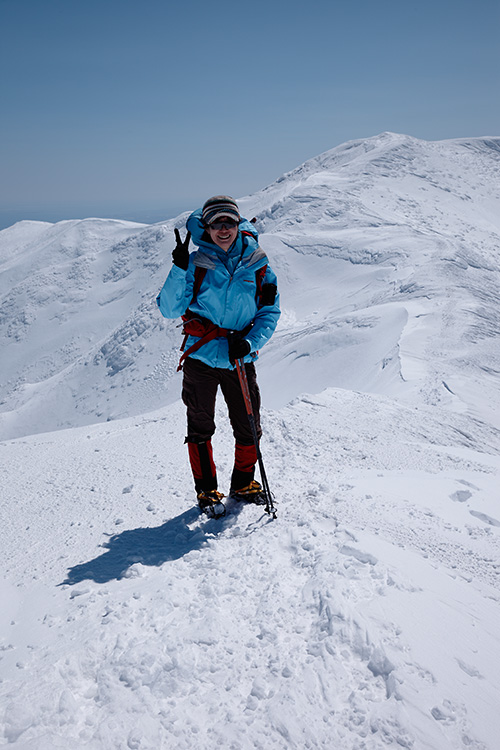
xmin=177 ymin=321 xmax=229 ymax=372
xmin=255 ymin=264 xmax=268 ymax=307
xmin=178 ymin=266 xmax=208 ymax=359
xmin=190 ymin=266 xmax=207 ymax=305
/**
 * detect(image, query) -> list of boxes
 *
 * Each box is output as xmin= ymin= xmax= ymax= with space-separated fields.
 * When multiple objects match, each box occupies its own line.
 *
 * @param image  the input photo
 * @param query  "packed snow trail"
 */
xmin=1 ymin=391 xmax=499 ymax=749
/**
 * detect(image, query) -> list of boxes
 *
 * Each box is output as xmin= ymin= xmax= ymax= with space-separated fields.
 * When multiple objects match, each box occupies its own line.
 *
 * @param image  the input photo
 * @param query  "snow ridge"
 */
xmin=1 ymin=133 xmax=500 ymax=749
xmin=2 ymin=133 xmax=500 ymax=439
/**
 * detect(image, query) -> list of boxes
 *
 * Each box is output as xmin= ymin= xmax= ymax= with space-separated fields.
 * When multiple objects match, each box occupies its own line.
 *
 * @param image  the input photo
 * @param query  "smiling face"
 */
xmin=206 ymin=217 xmax=239 ymax=252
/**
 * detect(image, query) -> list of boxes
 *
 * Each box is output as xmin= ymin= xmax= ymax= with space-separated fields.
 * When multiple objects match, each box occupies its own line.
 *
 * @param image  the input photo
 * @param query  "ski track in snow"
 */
xmin=1 ymin=391 xmax=499 ymax=749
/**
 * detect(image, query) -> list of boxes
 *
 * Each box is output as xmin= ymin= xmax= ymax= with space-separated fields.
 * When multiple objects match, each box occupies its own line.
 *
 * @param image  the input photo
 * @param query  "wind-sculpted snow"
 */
xmin=1 ymin=133 xmax=500 ymax=438
xmin=1 ymin=133 xmax=500 ymax=747
xmin=0 ymin=217 xmax=181 ymax=437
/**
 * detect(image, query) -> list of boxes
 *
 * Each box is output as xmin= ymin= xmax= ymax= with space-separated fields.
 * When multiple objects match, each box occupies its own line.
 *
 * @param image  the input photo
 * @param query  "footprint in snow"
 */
xmin=469 ymin=510 xmax=500 ymax=527
xmin=456 ymin=658 xmax=484 ymax=679
xmin=449 ymin=490 xmax=472 ymax=503
xmin=340 ymin=545 xmax=378 ymax=565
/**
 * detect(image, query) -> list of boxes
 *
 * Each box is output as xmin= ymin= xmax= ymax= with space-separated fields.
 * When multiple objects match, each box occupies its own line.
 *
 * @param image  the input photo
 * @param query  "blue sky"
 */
xmin=0 ymin=0 xmax=498 ymax=228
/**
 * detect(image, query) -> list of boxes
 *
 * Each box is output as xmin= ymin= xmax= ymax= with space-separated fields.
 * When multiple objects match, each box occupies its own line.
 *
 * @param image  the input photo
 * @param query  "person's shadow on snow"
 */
xmin=60 ymin=502 xmax=244 ymax=586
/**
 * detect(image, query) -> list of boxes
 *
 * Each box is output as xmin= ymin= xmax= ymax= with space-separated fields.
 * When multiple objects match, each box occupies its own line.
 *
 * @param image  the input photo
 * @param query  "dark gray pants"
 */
xmin=182 ymin=357 xmax=262 ymax=491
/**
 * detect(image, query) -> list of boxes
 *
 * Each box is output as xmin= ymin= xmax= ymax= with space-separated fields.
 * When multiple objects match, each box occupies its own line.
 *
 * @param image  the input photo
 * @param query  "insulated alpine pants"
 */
xmin=181 ymin=356 xmax=262 ymax=492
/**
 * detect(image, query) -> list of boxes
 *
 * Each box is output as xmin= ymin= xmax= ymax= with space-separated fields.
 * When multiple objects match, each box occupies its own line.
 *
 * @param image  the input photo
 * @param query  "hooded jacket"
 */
xmin=156 ymin=209 xmax=280 ymax=369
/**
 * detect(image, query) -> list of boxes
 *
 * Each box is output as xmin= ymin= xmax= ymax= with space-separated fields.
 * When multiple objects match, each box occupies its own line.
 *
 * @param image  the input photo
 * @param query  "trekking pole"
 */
xmin=235 ymin=359 xmax=277 ymax=519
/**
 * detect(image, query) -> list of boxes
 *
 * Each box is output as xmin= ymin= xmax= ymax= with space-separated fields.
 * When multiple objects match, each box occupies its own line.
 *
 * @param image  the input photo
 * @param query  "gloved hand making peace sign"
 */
xmin=172 ymin=228 xmax=191 ymax=271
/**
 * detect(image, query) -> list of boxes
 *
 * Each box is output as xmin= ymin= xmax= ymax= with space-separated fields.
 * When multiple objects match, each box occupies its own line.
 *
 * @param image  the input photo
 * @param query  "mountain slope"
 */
xmin=1 ymin=133 xmax=500 ymax=440
xmin=240 ymin=133 xmax=500 ymax=421
xmin=1 ymin=133 xmax=500 ymax=749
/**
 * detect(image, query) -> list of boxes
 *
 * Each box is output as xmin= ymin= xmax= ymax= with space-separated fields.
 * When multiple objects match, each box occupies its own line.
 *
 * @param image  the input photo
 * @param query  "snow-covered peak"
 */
xmin=2 ymin=135 xmax=500 ymax=750
xmin=1 ymin=133 xmax=500 ymax=440
xmin=240 ymin=132 xmax=500 ymax=241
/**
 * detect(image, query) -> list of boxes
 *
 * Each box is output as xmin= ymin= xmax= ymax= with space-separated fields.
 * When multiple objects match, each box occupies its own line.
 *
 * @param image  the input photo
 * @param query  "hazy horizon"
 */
xmin=2 ymin=0 xmax=499 ymax=233
xmin=0 ymin=201 xmax=189 ymax=232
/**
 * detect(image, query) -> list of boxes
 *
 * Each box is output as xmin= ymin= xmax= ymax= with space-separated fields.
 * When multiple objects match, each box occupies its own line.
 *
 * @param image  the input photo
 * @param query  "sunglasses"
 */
xmin=209 ymin=218 xmax=238 ymax=230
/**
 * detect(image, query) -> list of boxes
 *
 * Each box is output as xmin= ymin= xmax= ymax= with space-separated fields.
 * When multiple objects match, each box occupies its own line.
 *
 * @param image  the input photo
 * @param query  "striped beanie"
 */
xmin=202 ymin=195 xmax=240 ymax=226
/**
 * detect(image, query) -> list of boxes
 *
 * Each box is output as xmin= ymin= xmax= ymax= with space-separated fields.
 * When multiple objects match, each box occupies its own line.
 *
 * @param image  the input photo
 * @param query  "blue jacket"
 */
xmin=157 ymin=209 xmax=280 ymax=369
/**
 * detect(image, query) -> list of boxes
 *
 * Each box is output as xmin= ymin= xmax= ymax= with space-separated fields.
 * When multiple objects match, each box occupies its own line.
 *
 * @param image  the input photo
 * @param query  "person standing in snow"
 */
xmin=157 ymin=196 xmax=280 ymax=515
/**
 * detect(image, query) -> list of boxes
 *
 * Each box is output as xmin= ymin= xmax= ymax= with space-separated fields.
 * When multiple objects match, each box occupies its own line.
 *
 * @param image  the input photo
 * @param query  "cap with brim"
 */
xmin=202 ymin=195 xmax=240 ymax=225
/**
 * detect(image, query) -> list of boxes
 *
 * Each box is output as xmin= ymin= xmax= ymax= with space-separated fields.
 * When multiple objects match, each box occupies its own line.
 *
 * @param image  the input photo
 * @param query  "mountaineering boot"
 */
xmin=229 ymin=480 xmax=266 ymax=505
xmin=197 ymin=489 xmax=226 ymax=518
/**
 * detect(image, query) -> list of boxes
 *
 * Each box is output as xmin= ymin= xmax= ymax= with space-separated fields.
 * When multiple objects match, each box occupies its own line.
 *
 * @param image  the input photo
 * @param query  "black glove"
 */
xmin=227 ymin=333 xmax=251 ymax=364
xmin=172 ymin=228 xmax=191 ymax=270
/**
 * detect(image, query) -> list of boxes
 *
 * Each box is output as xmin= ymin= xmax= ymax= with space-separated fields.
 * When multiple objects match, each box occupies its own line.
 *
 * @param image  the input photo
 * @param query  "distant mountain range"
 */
xmin=1 ymin=132 xmax=499 ymax=440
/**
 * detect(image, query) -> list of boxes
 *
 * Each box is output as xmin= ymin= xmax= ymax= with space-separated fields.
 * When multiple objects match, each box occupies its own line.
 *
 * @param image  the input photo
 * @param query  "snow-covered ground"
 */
xmin=2 ymin=133 xmax=500 ymax=440
xmin=1 ymin=133 xmax=500 ymax=748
